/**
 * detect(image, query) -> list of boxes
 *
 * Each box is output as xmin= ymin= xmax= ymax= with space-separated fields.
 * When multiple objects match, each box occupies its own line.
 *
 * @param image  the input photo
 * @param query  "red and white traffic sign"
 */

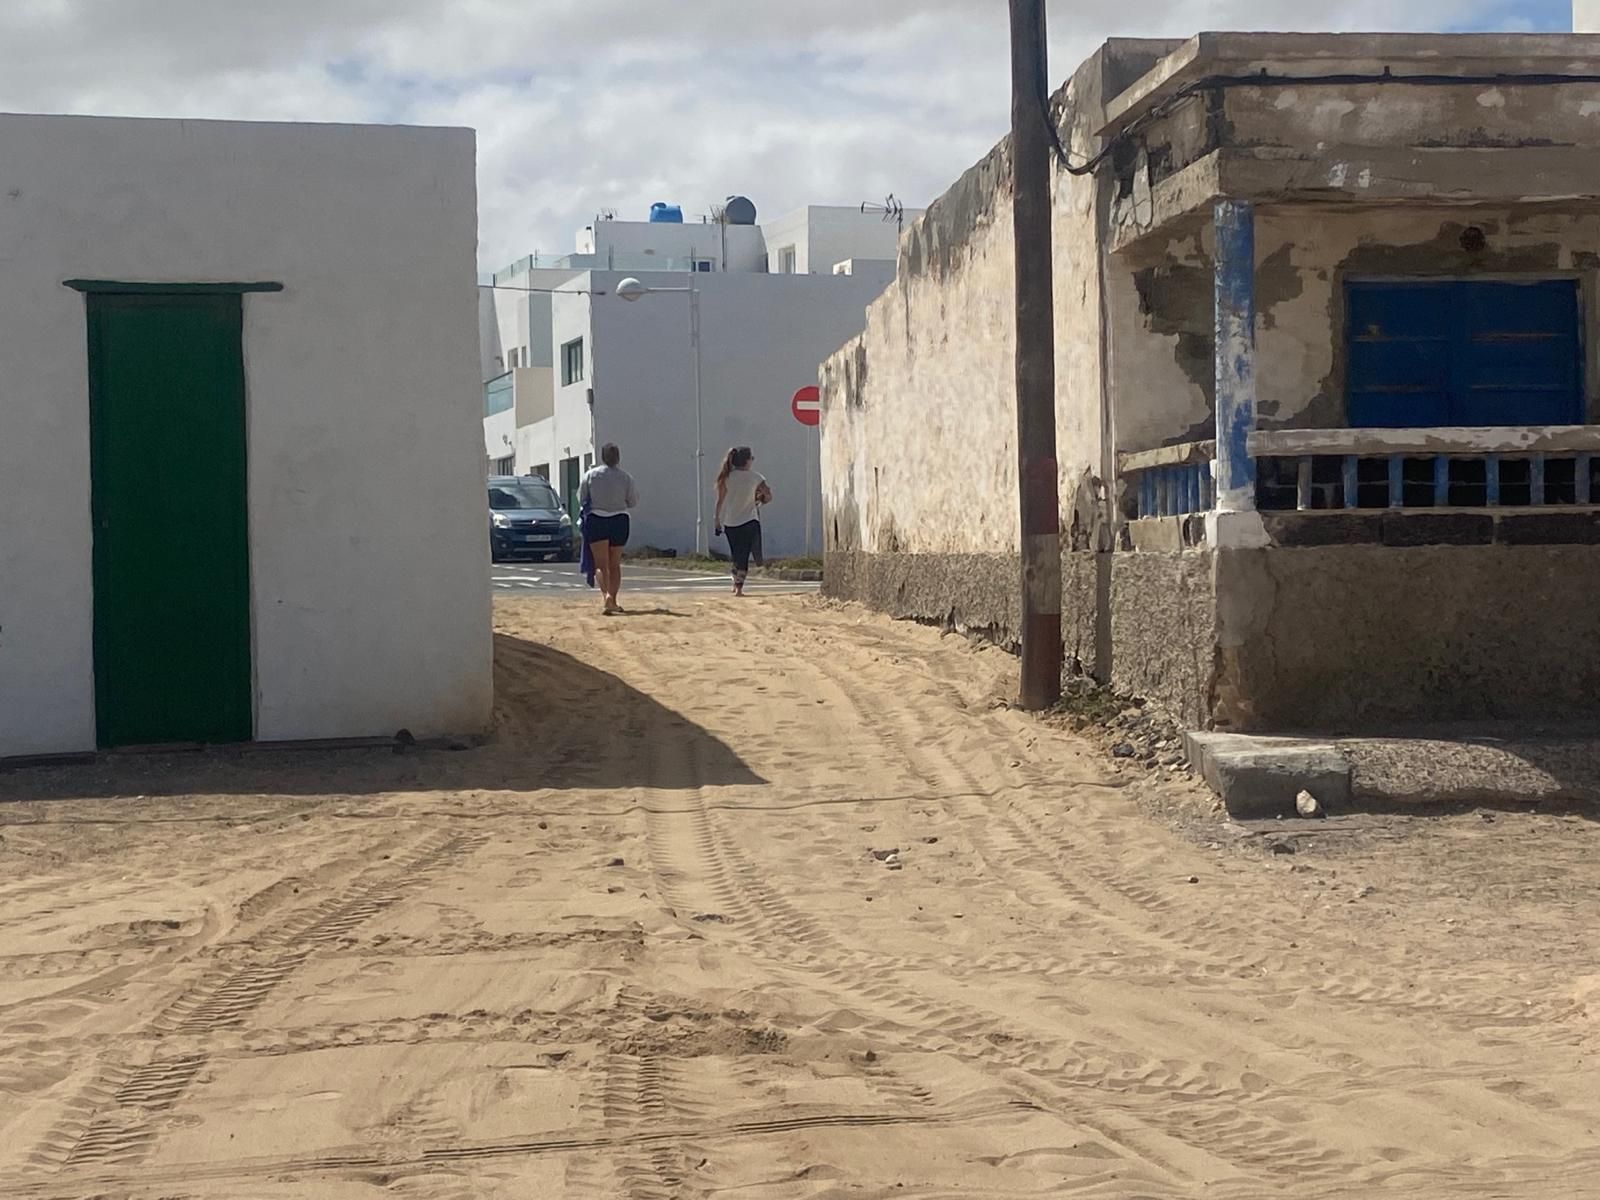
xmin=791 ymin=385 xmax=821 ymax=427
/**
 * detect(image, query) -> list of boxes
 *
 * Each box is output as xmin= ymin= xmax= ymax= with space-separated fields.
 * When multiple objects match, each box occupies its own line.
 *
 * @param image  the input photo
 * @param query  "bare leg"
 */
xmin=607 ymin=544 xmax=625 ymax=610
xmin=590 ymin=540 xmax=611 ymax=611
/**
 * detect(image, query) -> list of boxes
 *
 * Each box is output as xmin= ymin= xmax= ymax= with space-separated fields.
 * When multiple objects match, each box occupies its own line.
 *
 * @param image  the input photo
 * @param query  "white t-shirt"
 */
xmin=720 ymin=468 xmax=766 ymax=527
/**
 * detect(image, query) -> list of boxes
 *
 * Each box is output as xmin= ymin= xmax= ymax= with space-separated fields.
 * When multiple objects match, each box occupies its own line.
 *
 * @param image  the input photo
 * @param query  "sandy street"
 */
xmin=1 ymin=596 xmax=1598 ymax=1199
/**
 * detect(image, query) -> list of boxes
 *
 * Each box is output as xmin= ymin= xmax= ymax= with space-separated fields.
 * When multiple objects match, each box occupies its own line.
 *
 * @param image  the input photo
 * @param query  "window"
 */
xmin=693 ymin=259 xmax=714 ymax=273
xmin=561 ymin=337 xmax=585 ymax=386
xmin=483 ymin=372 xmax=513 ymax=418
xmin=489 ymin=479 xmax=560 ymax=509
xmin=583 ymin=453 xmax=594 ymax=472
xmin=1346 ymin=279 xmax=1582 ymax=428
xmin=531 ymin=463 xmax=550 ymax=481
xmin=508 ymin=346 xmax=523 ymax=369
xmin=777 ymin=245 xmax=797 ymax=274
xmin=491 ymin=455 xmax=515 ymax=476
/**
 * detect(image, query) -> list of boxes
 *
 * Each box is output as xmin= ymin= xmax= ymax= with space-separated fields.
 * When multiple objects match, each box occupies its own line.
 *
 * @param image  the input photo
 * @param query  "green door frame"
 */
xmin=69 ymin=279 xmax=280 ymax=749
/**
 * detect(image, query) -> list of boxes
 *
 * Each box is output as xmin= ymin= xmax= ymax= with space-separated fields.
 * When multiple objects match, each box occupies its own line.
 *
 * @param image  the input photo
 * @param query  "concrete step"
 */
xmin=1184 ymin=732 xmax=1351 ymax=820
xmin=1186 ymin=728 xmax=1600 ymax=818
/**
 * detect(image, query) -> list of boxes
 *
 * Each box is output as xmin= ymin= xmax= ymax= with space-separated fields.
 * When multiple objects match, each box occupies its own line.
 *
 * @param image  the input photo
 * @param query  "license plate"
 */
xmin=520 ymin=534 xmax=554 ymax=542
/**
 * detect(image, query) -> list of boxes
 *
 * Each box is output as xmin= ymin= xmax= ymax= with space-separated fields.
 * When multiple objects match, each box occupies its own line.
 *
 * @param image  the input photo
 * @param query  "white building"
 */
xmin=480 ymin=201 xmax=908 ymax=556
xmin=0 ymin=113 xmax=492 ymax=758
xmin=761 ymin=205 xmax=922 ymax=276
xmin=1579 ymin=2 xmax=1599 ymax=32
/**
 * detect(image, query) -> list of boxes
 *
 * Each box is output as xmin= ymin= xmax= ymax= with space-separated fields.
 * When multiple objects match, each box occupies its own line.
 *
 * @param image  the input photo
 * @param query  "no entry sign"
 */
xmin=791 ymin=385 xmax=821 ymax=427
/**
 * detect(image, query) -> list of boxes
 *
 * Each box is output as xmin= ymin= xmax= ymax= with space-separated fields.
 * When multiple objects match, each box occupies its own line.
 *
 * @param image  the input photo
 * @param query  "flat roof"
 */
xmin=1101 ymin=32 xmax=1600 ymax=134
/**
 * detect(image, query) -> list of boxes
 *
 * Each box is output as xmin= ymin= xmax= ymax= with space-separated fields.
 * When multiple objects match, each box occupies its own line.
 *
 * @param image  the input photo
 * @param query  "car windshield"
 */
xmin=488 ymin=482 xmax=561 ymax=511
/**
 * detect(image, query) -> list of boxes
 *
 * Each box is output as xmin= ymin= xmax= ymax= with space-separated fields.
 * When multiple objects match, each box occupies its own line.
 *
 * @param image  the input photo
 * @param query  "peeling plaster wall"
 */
xmin=822 ymin=41 xmax=1180 ymax=571
xmin=1107 ymin=205 xmax=1600 ymax=451
xmin=1253 ymin=206 xmax=1600 ymax=429
xmin=1224 ymin=81 xmax=1600 ymax=154
xmin=821 ymin=140 xmax=1019 ymax=561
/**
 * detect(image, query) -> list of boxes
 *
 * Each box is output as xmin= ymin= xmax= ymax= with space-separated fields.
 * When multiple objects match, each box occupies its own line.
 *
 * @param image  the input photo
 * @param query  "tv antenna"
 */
xmin=860 ymin=193 xmax=905 ymax=236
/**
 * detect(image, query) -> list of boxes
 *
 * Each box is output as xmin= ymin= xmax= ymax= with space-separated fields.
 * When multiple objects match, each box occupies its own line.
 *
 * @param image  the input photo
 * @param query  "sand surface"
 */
xmin=2 ymin=594 xmax=1598 ymax=1198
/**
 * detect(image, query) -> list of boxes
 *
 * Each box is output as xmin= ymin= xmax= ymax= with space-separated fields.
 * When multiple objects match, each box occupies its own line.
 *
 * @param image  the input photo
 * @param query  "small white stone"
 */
xmin=1295 ymin=790 xmax=1323 ymax=818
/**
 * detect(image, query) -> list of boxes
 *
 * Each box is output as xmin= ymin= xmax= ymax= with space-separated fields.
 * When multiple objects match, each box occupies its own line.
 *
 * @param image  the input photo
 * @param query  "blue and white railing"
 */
xmin=1119 ymin=440 xmax=1216 ymax=519
xmin=1247 ymin=426 xmax=1600 ymax=511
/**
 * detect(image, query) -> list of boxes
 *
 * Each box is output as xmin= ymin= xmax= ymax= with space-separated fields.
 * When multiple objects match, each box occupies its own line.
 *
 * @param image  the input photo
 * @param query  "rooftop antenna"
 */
xmin=860 ymin=193 xmax=905 ymax=237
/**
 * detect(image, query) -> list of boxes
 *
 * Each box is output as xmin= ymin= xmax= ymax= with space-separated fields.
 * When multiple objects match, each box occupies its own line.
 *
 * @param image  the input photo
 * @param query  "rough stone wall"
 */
xmin=821 ymin=41 xmax=1181 ymax=568
xmin=823 ymin=545 xmax=1210 ymax=717
xmin=820 ymin=138 xmax=1019 ymax=558
xmin=1107 ymin=551 xmax=1218 ymax=728
xmin=1214 ymin=545 xmax=1600 ymax=731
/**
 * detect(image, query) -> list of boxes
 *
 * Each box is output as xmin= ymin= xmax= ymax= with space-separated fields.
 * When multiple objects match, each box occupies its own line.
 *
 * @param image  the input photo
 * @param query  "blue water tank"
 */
xmin=649 ymin=202 xmax=684 ymax=224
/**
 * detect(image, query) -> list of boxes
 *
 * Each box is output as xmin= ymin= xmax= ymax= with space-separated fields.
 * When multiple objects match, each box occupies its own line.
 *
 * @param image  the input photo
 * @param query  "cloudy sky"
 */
xmin=0 ymin=1 xmax=1571 ymax=269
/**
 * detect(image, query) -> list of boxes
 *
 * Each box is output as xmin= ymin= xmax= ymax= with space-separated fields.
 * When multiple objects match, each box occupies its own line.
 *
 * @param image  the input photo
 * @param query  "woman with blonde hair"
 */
xmin=713 ymin=446 xmax=771 ymax=596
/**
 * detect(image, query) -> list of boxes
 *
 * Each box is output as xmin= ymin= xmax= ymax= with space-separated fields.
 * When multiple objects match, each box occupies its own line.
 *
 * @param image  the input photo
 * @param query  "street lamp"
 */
xmin=615 ymin=275 xmax=707 ymax=555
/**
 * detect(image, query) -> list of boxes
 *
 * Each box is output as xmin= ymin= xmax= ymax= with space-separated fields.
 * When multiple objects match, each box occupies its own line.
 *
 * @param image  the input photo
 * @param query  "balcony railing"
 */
xmin=1119 ymin=426 xmax=1600 ymax=528
xmin=1119 ymin=440 xmax=1216 ymax=519
xmin=1248 ymin=426 xmax=1600 ymax=511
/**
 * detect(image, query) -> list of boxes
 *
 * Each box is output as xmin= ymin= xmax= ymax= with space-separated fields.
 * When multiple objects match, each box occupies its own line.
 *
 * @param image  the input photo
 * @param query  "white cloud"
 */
xmin=0 ymin=0 xmax=1512 ymax=268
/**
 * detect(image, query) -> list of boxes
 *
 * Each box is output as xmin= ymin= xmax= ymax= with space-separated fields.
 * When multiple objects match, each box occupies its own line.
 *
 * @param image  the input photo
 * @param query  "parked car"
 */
xmin=488 ymin=475 xmax=575 ymax=563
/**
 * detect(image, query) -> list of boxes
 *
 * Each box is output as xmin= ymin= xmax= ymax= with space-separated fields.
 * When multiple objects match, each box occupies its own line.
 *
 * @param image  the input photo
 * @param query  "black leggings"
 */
xmin=725 ymin=520 xmax=761 ymax=575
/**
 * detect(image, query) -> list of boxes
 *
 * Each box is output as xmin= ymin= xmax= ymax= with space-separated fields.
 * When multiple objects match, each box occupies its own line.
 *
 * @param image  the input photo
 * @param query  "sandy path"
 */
xmin=1 ymin=594 xmax=1598 ymax=1198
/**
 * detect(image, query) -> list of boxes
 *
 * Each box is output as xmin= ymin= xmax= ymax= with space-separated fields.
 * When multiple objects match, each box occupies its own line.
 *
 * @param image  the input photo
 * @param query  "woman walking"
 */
xmin=579 ymin=443 xmax=639 ymax=615
xmin=714 ymin=446 xmax=771 ymax=596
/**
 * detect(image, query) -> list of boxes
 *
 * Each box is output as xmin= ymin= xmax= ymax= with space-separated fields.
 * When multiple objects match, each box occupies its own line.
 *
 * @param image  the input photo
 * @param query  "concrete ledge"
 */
xmin=1185 ymin=731 xmax=1353 ymax=819
xmin=1187 ymin=728 xmax=1600 ymax=816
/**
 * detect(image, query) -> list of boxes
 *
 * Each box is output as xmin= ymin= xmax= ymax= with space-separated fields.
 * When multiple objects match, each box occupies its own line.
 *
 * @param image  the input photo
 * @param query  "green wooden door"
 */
xmin=88 ymin=292 xmax=251 ymax=747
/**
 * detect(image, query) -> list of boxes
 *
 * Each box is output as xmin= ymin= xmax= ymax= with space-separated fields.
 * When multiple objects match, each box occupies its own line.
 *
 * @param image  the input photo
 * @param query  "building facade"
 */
xmin=481 ymin=203 xmax=905 ymax=556
xmin=823 ymin=33 xmax=1600 ymax=732
xmin=0 ymin=113 xmax=492 ymax=758
xmin=762 ymin=205 xmax=922 ymax=276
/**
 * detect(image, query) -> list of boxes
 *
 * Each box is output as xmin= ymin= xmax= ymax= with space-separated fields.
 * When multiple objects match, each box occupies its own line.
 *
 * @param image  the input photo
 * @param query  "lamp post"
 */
xmin=616 ymin=274 xmax=707 ymax=555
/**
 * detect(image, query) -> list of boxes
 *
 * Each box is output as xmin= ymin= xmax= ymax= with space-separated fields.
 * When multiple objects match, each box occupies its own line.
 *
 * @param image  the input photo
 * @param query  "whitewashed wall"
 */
xmin=580 ymin=268 xmax=893 ymax=557
xmin=0 ymin=113 xmax=491 ymax=756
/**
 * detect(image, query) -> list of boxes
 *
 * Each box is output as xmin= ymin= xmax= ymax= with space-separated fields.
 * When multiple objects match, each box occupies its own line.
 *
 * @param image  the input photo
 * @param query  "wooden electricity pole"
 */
xmin=1009 ymin=0 xmax=1063 ymax=710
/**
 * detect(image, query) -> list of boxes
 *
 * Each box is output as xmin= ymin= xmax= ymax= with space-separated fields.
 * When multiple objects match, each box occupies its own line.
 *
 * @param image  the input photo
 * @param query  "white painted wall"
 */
xmin=0 ymin=113 xmax=491 ymax=756
xmin=482 ymin=268 xmax=571 ymax=377
xmin=485 ymin=407 xmax=517 ymax=465
xmin=764 ymin=206 xmax=923 ymax=274
xmin=584 ymin=267 xmax=894 ymax=558
xmin=546 ymin=292 xmax=600 ymax=484
xmin=1575 ymin=1 xmax=1598 ymax=31
xmin=578 ymin=220 xmax=768 ymax=273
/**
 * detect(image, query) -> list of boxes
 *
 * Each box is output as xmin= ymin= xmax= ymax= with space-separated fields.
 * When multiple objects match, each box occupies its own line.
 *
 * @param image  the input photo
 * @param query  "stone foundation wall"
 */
xmin=826 ymin=548 xmax=1218 ymax=723
xmin=1214 ymin=545 xmax=1600 ymax=731
xmin=831 ymin=542 xmax=1600 ymax=733
xmin=1107 ymin=552 xmax=1218 ymax=728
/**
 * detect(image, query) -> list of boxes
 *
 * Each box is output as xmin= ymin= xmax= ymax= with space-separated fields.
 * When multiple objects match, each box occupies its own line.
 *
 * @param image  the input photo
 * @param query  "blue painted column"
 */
xmin=1214 ymin=199 xmax=1258 ymax=512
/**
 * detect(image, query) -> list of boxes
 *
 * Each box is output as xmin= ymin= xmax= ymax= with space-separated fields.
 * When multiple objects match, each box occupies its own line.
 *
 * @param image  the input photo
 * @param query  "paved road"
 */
xmin=492 ymin=559 xmax=819 ymax=595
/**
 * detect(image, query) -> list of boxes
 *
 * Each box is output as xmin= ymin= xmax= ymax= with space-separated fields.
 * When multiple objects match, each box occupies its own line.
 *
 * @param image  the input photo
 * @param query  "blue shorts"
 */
xmin=583 ymin=512 xmax=630 ymax=547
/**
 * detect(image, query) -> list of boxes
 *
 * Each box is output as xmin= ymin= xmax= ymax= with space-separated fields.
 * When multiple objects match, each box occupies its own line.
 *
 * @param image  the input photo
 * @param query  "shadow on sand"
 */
xmin=0 ymin=634 xmax=763 ymax=804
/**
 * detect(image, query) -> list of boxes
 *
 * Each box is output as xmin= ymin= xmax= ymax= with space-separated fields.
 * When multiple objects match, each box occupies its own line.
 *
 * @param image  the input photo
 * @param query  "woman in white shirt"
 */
xmin=713 ymin=446 xmax=772 ymax=596
xmin=579 ymin=442 xmax=640 ymax=615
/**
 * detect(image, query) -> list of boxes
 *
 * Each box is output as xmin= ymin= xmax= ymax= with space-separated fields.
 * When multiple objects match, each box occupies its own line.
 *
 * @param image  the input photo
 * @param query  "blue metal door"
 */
xmin=1347 ymin=279 xmax=1582 ymax=427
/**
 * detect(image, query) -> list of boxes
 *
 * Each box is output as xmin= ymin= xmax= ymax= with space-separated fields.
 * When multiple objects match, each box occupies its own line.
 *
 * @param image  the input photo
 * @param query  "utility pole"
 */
xmin=1009 ymin=0 xmax=1063 ymax=710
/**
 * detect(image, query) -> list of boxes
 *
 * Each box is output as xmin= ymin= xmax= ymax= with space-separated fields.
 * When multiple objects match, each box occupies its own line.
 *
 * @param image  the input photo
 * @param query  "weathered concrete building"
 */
xmin=823 ymin=34 xmax=1600 ymax=732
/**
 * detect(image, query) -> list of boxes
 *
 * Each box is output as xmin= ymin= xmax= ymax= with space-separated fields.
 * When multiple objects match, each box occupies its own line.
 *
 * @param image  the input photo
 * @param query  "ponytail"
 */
xmin=716 ymin=446 xmax=753 ymax=486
